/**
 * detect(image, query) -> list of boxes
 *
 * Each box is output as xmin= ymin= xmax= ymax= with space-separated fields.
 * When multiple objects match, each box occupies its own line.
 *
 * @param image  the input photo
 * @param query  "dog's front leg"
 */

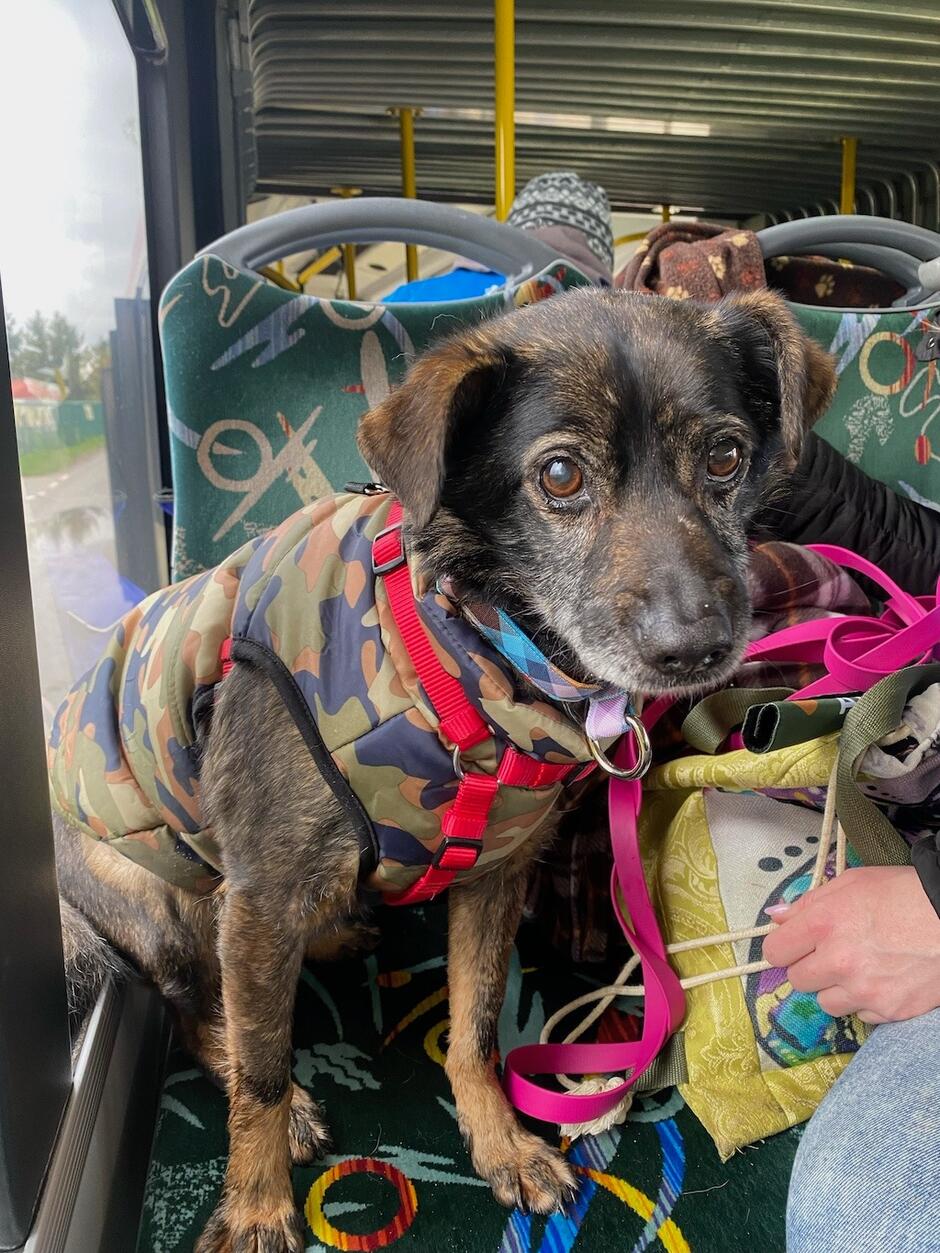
xmin=195 ymin=886 xmax=306 ymax=1253
xmin=446 ymin=862 xmax=576 ymax=1214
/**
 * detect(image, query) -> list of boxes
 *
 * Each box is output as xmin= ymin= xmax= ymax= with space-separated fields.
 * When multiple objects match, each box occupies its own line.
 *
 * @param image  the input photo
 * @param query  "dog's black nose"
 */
xmin=636 ymin=609 xmax=733 ymax=679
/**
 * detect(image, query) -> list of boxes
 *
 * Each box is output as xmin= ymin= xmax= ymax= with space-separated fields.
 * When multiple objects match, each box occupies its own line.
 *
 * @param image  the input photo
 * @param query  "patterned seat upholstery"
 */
xmin=794 ymin=300 xmax=940 ymax=510
xmin=159 ymin=252 xmax=940 ymax=575
xmin=159 ymin=255 xmax=591 ymax=579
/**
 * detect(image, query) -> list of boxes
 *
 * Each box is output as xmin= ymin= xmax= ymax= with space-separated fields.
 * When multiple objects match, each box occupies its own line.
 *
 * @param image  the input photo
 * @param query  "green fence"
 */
xmin=14 ymin=399 xmax=105 ymax=475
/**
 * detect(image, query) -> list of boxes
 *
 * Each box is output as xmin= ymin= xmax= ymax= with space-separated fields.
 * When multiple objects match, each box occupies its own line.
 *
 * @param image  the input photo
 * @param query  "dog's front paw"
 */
xmin=289 ymin=1083 xmax=331 ymax=1165
xmin=195 ymin=1198 xmax=304 ymax=1253
xmin=474 ymin=1128 xmax=577 ymax=1215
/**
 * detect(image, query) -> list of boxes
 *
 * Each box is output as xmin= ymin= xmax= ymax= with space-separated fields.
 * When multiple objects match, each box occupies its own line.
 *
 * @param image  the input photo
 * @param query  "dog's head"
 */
xmin=358 ymin=288 xmax=835 ymax=696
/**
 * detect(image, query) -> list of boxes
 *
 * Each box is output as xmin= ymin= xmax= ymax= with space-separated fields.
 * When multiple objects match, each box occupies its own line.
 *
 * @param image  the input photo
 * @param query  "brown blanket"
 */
xmin=615 ymin=220 xmax=766 ymax=299
xmin=767 ymin=253 xmax=903 ymax=309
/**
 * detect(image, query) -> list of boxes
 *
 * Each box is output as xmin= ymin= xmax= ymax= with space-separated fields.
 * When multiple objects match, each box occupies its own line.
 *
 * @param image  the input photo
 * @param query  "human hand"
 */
xmin=762 ymin=865 xmax=940 ymax=1024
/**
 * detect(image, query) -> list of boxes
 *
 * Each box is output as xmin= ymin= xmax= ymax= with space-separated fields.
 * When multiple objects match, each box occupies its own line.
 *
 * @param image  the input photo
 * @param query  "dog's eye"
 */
xmin=540 ymin=457 xmax=584 ymax=499
xmin=706 ymin=439 xmax=742 ymax=482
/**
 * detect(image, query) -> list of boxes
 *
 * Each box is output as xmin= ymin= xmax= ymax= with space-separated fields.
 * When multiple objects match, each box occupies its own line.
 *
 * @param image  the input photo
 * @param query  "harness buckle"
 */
xmin=431 ymin=837 xmax=482 ymax=871
xmin=372 ymin=521 xmax=406 ymax=576
xmin=346 ymin=480 xmax=389 ymax=496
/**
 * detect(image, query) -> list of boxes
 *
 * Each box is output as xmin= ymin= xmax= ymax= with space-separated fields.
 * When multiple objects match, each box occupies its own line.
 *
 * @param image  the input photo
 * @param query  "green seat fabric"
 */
xmin=159 ymin=257 xmax=591 ymax=579
xmin=793 ymin=300 xmax=940 ymax=509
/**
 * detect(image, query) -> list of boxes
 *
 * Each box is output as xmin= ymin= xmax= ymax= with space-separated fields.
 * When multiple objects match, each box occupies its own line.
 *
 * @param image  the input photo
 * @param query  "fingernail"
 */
xmin=765 ymin=904 xmax=790 ymax=918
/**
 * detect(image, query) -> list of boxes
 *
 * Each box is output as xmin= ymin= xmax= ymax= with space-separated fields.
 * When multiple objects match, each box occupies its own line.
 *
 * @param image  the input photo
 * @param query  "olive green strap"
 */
xmin=680 ymin=688 xmax=792 ymax=753
xmin=835 ymin=665 xmax=940 ymax=867
xmin=742 ymin=696 xmax=856 ymax=753
xmin=635 ymin=1031 xmax=688 ymax=1092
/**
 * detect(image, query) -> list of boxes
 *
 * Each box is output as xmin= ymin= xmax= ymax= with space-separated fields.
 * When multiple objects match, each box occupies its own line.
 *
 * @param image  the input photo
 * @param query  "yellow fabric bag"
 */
xmin=630 ymin=665 xmax=940 ymax=1157
xmin=639 ymin=733 xmax=865 ymax=1159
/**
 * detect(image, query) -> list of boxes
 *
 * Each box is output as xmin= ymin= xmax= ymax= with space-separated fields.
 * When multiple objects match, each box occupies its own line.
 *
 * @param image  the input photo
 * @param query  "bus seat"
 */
xmin=159 ymin=256 xmax=590 ymax=580
xmin=758 ymin=217 xmax=940 ymax=510
xmin=158 ymin=201 xmax=593 ymax=579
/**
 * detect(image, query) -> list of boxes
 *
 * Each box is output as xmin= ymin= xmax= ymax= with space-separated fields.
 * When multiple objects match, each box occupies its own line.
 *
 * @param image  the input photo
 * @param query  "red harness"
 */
xmin=372 ymin=500 xmax=589 ymax=904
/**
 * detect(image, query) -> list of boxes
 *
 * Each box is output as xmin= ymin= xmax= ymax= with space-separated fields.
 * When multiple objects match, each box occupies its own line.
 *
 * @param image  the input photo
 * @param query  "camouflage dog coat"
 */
xmin=49 ymin=492 xmax=597 ymax=896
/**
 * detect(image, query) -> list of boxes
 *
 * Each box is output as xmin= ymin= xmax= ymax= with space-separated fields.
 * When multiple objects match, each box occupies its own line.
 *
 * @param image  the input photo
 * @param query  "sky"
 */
xmin=0 ymin=0 xmax=149 ymax=346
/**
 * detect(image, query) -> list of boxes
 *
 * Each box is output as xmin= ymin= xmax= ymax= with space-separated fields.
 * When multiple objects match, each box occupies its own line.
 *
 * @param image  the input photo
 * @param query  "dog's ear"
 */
xmin=714 ymin=289 xmax=837 ymax=463
xmin=357 ymin=328 xmax=510 ymax=528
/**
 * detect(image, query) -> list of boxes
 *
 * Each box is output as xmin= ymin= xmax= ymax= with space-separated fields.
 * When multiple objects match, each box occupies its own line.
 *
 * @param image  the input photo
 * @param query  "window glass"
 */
xmin=0 ymin=0 xmax=166 ymax=727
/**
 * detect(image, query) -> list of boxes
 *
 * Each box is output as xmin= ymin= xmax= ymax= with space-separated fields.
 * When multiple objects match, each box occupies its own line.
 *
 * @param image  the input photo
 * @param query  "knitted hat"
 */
xmin=507 ymin=172 xmax=614 ymax=273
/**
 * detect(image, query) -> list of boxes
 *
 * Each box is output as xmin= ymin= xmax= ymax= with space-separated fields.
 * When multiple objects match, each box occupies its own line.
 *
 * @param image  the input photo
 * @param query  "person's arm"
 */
xmin=767 ymin=433 xmax=940 ymax=597
xmin=763 ymin=865 xmax=940 ymax=1024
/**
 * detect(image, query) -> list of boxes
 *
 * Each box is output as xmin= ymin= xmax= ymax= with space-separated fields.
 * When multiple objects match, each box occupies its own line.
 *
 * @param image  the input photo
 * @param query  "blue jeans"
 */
xmin=787 ymin=1005 xmax=940 ymax=1252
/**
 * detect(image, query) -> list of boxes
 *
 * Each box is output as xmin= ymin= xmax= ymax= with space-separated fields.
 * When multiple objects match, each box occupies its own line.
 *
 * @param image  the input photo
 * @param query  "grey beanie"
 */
xmin=507 ymin=172 xmax=614 ymax=272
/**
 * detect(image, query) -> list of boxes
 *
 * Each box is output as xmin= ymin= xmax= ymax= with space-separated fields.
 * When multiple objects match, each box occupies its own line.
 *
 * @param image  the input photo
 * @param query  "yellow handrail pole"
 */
xmin=614 ymin=230 xmax=651 ymax=247
xmin=840 ymin=136 xmax=858 ymax=214
xmin=494 ymin=0 xmax=515 ymax=220
xmin=260 ymin=265 xmax=302 ymax=292
xmin=661 ymin=203 xmax=671 ymax=223
xmin=389 ymin=107 xmax=420 ymax=281
xmin=342 ymin=245 xmax=357 ymax=300
xmin=297 ymin=246 xmax=342 ymax=286
xmin=331 ymin=185 xmax=362 ymax=299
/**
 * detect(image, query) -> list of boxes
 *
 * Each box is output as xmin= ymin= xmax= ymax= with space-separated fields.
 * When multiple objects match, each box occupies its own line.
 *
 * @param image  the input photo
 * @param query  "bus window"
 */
xmin=0 ymin=0 xmax=166 ymax=728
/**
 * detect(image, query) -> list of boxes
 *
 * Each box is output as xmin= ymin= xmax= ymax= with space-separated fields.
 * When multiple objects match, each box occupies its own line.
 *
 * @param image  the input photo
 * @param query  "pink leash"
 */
xmin=503 ymin=545 xmax=940 ymax=1125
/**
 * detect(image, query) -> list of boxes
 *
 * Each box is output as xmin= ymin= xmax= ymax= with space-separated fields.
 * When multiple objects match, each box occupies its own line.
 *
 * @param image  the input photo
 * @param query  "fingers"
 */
xmin=764 ymin=882 xmax=819 ymax=921
xmin=762 ymin=912 xmax=816 ymax=968
xmin=815 ymin=986 xmax=859 ymax=1017
xmin=784 ymin=951 xmax=832 ymax=994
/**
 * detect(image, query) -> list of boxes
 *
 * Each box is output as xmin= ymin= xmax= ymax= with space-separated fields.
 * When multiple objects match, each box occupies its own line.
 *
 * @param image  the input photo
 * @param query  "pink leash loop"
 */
xmin=503 ymin=710 xmax=686 ymax=1124
xmin=745 ymin=544 xmax=940 ymax=699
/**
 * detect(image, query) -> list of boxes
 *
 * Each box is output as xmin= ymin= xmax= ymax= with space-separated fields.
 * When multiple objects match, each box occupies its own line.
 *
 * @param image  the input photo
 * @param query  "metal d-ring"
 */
xmin=452 ymin=744 xmax=467 ymax=780
xmin=587 ymin=714 xmax=653 ymax=780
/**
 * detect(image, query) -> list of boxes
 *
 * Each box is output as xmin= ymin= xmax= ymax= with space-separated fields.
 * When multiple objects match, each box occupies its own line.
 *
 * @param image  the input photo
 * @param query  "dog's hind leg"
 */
xmin=54 ymin=811 xmax=223 ymax=1024
xmin=195 ymin=663 xmax=361 ymax=1253
xmin=56 ymin=781 xmax=337 ymax=1198
xmin=58 ymin=896 xmax=128 ymax=1017
xmin=445 ymin=855 xmax=577 ymax=1215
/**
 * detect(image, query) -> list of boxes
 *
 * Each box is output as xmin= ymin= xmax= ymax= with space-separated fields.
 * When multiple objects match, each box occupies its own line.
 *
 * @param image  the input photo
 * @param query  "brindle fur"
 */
xmin=55 ymin=288 xmax=835 ymax=1251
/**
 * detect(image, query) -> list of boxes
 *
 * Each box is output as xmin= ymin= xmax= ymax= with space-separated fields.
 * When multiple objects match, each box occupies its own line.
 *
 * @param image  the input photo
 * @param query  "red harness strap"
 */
xmin=220 ymin=636 xmax=234 ymax=678
xmin=373 ymin=500 xmax=578 ymax=905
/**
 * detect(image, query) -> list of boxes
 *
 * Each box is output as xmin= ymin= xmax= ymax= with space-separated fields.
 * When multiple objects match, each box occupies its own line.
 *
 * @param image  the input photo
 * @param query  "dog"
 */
xmin=52 ymin=287 xmax=835 ymax=1252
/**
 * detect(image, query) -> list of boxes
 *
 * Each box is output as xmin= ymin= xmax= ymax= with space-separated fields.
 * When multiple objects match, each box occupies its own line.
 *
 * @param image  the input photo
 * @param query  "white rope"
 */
xmin=543 ymin=762 xmax=847 ymax=1125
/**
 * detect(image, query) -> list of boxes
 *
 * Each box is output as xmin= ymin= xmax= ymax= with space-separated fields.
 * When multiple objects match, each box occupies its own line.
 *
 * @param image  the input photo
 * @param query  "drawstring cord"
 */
xmin=544 ymin=763 xmax=845 ymax=1132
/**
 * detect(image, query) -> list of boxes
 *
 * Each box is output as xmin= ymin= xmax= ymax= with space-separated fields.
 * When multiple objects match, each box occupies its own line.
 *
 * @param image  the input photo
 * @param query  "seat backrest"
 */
xmin=794 ymin=301 xmax=940 ymax=513
xmin=159 ymin=255 xmax=590 ymax=578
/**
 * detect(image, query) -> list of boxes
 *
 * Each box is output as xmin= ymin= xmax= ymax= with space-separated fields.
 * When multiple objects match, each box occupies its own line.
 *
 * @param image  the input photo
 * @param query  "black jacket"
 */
xmin=765 ymin=432 xmax=940 ymax=915
xmin=774 ymin=433 xmax=940 ymax=598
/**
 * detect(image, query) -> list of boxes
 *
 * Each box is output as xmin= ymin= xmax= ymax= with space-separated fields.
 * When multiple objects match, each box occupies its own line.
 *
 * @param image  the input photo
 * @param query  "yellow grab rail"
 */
xmin=614 ymin=230 xmax=651 ymax=247
xmin=494 ymin=0 xmax=515 ymax=220
xmin=260 ymin=265 xmax=302 ymax=292
xmin=331 ymin=186 xmax=362 ymax=299
xmin=840 ymin=136 xmax=858 ymax=214
xmin=297 ymin=247 xmax=342 ymax=286
xmin=389 ymin=107 xmax=421 ymax=281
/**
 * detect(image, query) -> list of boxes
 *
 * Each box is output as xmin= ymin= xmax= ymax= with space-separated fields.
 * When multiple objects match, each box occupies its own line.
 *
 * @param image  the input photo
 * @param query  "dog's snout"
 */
xmin=634 ymin=592 xmax=733 ymax=680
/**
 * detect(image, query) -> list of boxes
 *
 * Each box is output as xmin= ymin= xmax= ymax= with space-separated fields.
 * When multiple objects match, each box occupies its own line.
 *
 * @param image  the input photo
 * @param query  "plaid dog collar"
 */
xmin=438 ymin=579 xmax=637 ymax=743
